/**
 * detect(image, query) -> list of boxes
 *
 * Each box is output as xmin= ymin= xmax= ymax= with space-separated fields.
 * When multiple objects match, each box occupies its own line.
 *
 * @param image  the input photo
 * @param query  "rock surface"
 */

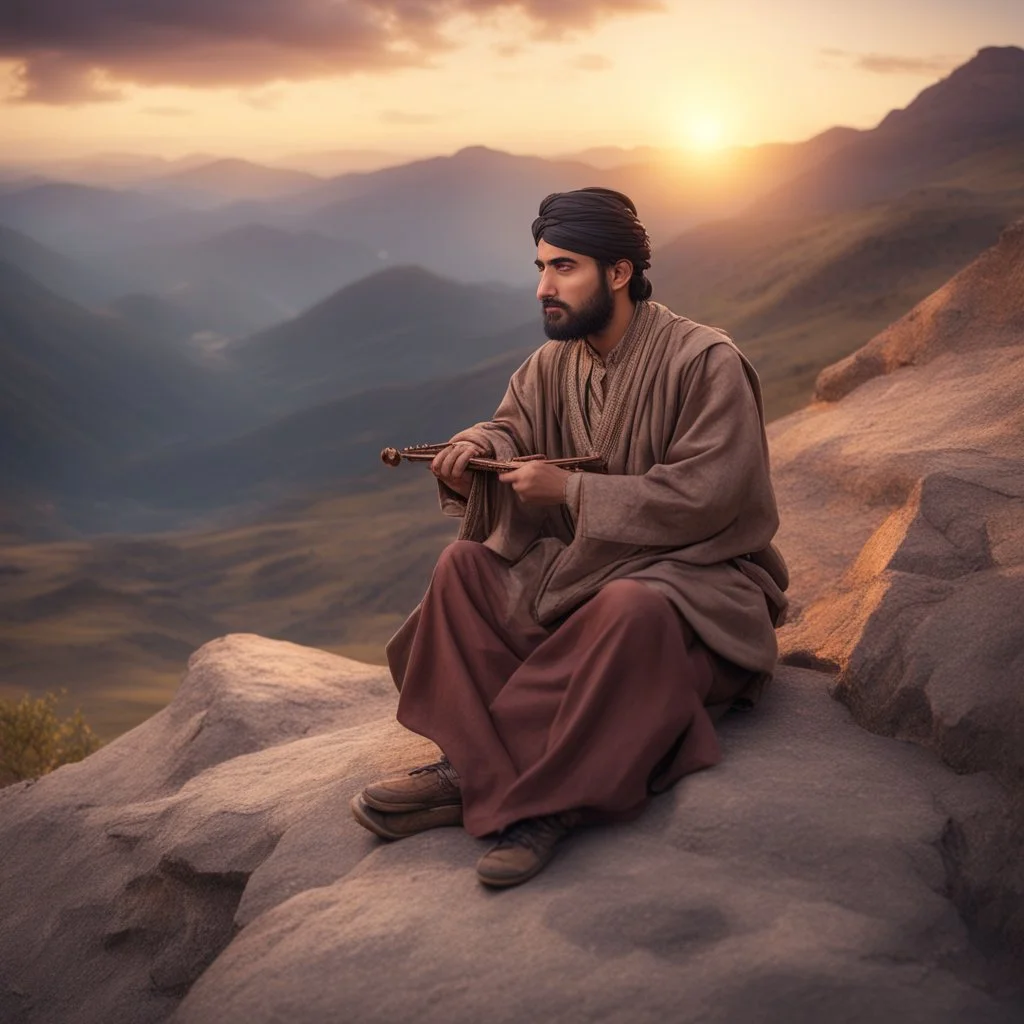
xmin=1 ymin=635 xmax=1021 ymax=1024
xmin=2 ymin=225 xmax=1024 ymax=1023
xmin=771 ymin=219 xmax=1024 ymax=958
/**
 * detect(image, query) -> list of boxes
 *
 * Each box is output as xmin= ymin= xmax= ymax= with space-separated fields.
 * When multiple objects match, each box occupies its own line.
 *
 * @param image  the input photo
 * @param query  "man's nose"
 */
xmin=536 ymin=269 xmax=556 ymax=300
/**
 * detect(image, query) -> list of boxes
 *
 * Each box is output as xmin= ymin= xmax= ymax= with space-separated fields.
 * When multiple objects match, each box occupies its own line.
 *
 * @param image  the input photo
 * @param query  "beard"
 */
xmin=541 ymin=274 xmax=614 ymax=341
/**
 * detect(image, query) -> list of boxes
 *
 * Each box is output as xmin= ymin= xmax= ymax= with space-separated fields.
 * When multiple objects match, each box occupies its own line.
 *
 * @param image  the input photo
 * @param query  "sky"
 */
xmin=1 ymin=0 xmax=1022 ymax=163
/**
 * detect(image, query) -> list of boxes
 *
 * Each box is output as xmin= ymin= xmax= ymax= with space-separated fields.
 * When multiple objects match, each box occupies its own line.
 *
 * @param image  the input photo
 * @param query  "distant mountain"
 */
xmin=105 ymin=293 xmax=207 ymax=347
xmin=558 ymin=145 xmax=668 ymax=169
xmin=108 ymin=224 xmax=380 ymax=327
xmin=0 ymin=259 xmax=241 ymax=497
xmin=0 ymin=224 xmax=123 ymax=305
xmin=0 ymin=175 xmax=51 ymax=195
xmin=272 ymin=148 xmax=410 ymax=176
xmin=230 ymin=264 xmax=538 ymax=413
xmin=291 ymin=147 xmax=601 ymax=281
xmin=145 ymin=158 xmax=324 ymax=204
xmin=116 ymin=333 xmax=536 ymax=511
xmin=752 ymin=46 xmax=1024 ymax=215
xmin=0 ymin=183 xmax=181 ymax=258
xmin=275 ymin=134 xmax=860 ymax=283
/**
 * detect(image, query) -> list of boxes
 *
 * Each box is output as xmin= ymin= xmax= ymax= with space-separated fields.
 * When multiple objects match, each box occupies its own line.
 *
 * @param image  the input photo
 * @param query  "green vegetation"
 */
xmin=0 ymin=690 xmax=103 ymax=785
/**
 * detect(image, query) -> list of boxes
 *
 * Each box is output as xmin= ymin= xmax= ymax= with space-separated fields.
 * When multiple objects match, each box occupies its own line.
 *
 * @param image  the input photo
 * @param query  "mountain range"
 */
xmin=0 ymin=45 xmax=1022 ymax=533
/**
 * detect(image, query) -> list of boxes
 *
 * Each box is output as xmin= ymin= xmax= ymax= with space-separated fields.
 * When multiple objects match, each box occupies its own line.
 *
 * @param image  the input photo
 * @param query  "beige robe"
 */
xmin=388 ymin=299 xmax=789 ymax=705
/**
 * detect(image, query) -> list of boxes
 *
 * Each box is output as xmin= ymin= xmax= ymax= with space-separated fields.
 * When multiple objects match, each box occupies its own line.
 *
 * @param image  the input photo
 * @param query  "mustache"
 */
xmin=541 ymin=299 xmax=569 ymax=311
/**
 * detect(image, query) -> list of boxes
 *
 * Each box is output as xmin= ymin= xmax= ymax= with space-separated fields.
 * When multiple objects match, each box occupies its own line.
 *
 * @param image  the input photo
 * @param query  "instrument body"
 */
xmin=381 ymin=443 xmax=606 ymax=473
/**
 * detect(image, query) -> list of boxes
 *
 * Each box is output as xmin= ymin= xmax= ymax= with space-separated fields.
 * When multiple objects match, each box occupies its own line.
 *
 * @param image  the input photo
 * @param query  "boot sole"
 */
xmin=350 ymin=795 xmax=462 ymax=841
xmin=476 ymin=853 xmax=555 ymax=888
xmin=361 ymin=791 xmax=462 ymax=814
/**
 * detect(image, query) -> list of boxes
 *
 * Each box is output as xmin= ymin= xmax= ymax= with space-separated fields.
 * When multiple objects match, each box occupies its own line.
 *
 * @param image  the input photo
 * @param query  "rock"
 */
xmin=1 ymin=639 xmax=1021 ymax=1023
xmin=815 ymin=218 xmax=1024 ymax=402
xmin=771 ymin=224 xmax=1024 ymax=962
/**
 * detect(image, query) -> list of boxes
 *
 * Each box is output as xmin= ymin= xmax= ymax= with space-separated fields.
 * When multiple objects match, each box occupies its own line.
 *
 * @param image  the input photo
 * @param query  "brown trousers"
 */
xmin=396 ymin=540 xmax=745 ymax=837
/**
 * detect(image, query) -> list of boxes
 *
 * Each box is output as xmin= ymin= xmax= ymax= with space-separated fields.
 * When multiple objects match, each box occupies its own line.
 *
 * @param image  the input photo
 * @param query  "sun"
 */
xmin=680 ymin=114 xmax=726 ymax=154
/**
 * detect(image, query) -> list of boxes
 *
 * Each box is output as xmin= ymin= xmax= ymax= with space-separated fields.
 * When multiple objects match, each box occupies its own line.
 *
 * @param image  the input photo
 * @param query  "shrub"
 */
xmin=0 ymin=691 xmax=103 ymax=785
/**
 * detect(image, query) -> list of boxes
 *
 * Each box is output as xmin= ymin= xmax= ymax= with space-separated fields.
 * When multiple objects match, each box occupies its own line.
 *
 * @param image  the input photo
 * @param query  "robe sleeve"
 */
xmin=575 ymin=344 xmax=775 ymax=548
xmin=433 ymin=351 xmax=542 ymax=521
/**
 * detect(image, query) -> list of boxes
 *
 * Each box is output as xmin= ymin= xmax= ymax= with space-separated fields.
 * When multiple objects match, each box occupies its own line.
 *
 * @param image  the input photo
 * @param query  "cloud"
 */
xmin=1 ymin=0 xmax=662 ymax=105
xmin=819 ymin=48 xmax=962 ymax=76
xmin=10 ymin=52 xmax=124 ymax=104
xmin=857 ymin=53 xmax=962 ymax=75
xmin=379 ymin=109 xmax=442 ymax=125
xmin=572 ymin=53 xmax=612 ymax=71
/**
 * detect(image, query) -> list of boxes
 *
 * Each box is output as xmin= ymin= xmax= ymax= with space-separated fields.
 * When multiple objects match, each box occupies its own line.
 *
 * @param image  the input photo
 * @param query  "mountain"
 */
xmin=652 ymin=183 xmax=1024 ymax=417
xmin=107 ymin=224 xmax=380 ymax=327
xmin=229 ymin=264 xmax=537 ymax=413
xmin=104 ymin=293 xmax=208 ymax=347
xmin=116 ymin=331 xmax=535 ymax=511
xmin=0 ymin=259 xmax=240 ymax=497
xmin=272 ymin=148 xmax=408 ymax=176
xmin=145 ymin=158 xmax=324 ymax=204
xmin=287 ymin=137 xmax=860 ymax=283
xmin=751 ymin=46 xmax=1024 ymax=215
xmin=0 ymin=224 xmax=123 ymax=306
xmin=0 ymin=183 xmax=182 ymax=257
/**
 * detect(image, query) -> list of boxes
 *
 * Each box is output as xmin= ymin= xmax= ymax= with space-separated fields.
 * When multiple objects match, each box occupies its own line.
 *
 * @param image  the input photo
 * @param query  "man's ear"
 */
xmin=608 ymin=259 xmax=634 ymax=293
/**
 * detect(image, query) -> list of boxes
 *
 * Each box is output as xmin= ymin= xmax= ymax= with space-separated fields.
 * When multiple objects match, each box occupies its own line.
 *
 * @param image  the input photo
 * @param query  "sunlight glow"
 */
xmin=681 ymin=114 xmax=726 ymax=153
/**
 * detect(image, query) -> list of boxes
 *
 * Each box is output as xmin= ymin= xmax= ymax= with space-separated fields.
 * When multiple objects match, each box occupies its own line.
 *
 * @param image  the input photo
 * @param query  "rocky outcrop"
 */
xmin=815 ymin=219 xmax=1024 ymax=402
xmin=1 ymin=636 xmax=1021 ymax=1024
xmin=771 ymin=220 xmax=1024 ymax=962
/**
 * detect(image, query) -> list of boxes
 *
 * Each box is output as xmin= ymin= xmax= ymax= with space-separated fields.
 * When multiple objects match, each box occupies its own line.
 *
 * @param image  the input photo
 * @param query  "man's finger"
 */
xmin=453 ymin=447 xmax=476 ymax=477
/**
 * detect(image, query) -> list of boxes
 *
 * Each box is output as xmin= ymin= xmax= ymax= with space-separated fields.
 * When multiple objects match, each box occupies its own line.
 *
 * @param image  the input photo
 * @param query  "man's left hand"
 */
xmin=497 ymin=461 xmax=571 ymax=506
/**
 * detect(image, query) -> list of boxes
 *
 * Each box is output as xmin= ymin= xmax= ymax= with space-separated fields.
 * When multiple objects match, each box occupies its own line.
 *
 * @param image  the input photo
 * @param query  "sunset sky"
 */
xmin=1 ymin=0 xmax=1022 ymax=163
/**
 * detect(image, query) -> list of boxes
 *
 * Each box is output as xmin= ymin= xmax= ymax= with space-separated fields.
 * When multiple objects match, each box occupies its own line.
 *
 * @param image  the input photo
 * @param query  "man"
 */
xmin=352 ymin=187 xmax=788 ymax=888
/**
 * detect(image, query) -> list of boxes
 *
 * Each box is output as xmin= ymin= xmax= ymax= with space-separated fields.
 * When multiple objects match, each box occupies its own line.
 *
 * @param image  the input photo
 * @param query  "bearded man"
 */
xmin=352 ymin=187 xmax=788 ymax=888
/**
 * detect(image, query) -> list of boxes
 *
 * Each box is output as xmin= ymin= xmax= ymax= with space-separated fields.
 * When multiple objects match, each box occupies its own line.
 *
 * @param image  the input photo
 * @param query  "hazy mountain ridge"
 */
xmin=752 ymin=46 xmax=1024 ymax=215
xmin=105 ymin=224 xmax=381 ymax=333
xmin=0 ymin=258 xmax=247 ymax=494
xmin=0 ymin=224 xmax=122 ymax=306
xmin=230 ymin=264 xmax=537 ymax=413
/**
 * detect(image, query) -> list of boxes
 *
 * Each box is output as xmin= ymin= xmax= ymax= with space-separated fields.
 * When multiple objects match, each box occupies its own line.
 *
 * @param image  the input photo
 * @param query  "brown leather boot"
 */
xmin=476 ymin=812 xmax=580 ymax=888
xmin=361 ymin=755 xmax=462 ymax=813
xmin=350 ymin=794 xmax=462 ymax=841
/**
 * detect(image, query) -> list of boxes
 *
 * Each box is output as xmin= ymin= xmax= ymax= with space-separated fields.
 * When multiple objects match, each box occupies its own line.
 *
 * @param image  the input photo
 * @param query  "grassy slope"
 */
xmin=0 ymin=480 xmax=456 ymax=737
xmin=653 ymin=174 xmax=1024 ymax=418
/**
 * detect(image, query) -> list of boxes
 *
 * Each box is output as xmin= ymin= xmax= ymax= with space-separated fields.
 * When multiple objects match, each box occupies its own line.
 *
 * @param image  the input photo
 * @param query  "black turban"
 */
xmin=531 ymin=187 xmax=653 ymax=299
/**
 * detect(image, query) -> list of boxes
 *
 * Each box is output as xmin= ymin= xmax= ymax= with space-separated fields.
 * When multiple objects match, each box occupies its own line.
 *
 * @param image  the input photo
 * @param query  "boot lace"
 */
xmin=408 ymin=755 xmax=460 ymax=791
xmin=495 ymin=813 xmax=574 ymax=855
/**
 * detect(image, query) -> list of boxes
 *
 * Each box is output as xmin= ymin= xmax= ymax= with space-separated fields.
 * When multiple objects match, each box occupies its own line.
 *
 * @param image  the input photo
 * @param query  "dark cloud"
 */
xmin=1 ymin=0 xmax=661 ymax=105
xmin=819 ymin=48 xmax=962 ymax=76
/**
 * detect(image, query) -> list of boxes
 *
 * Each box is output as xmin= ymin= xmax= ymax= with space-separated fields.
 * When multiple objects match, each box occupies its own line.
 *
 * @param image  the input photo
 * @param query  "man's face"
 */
xmin=535 ymin=240 xmax=614 ymax=341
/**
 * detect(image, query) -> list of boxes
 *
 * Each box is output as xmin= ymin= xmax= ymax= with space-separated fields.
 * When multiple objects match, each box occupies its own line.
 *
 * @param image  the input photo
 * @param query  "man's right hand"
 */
xmin=431 ymin=441 xmax=484 ymax=499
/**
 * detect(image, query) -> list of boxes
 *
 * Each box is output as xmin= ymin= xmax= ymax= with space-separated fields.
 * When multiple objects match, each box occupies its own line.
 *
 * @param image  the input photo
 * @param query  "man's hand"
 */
xmin=498 ymin=461 xmax=571 ymax=506
xmin=431 ymin=441 xmax=484 ymax=499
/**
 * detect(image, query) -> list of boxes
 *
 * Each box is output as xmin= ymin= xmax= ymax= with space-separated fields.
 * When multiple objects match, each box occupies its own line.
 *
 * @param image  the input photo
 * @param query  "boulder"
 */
xmin=771 ymin=220 xmax=1024 ymax=961
xmin=1 ymin=637 xmax=1021 ymax=1024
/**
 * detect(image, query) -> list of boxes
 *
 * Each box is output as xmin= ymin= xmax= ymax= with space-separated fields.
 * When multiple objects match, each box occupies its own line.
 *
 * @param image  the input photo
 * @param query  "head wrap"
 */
xmin=531 ymin=187 xmax=653 ymax=299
